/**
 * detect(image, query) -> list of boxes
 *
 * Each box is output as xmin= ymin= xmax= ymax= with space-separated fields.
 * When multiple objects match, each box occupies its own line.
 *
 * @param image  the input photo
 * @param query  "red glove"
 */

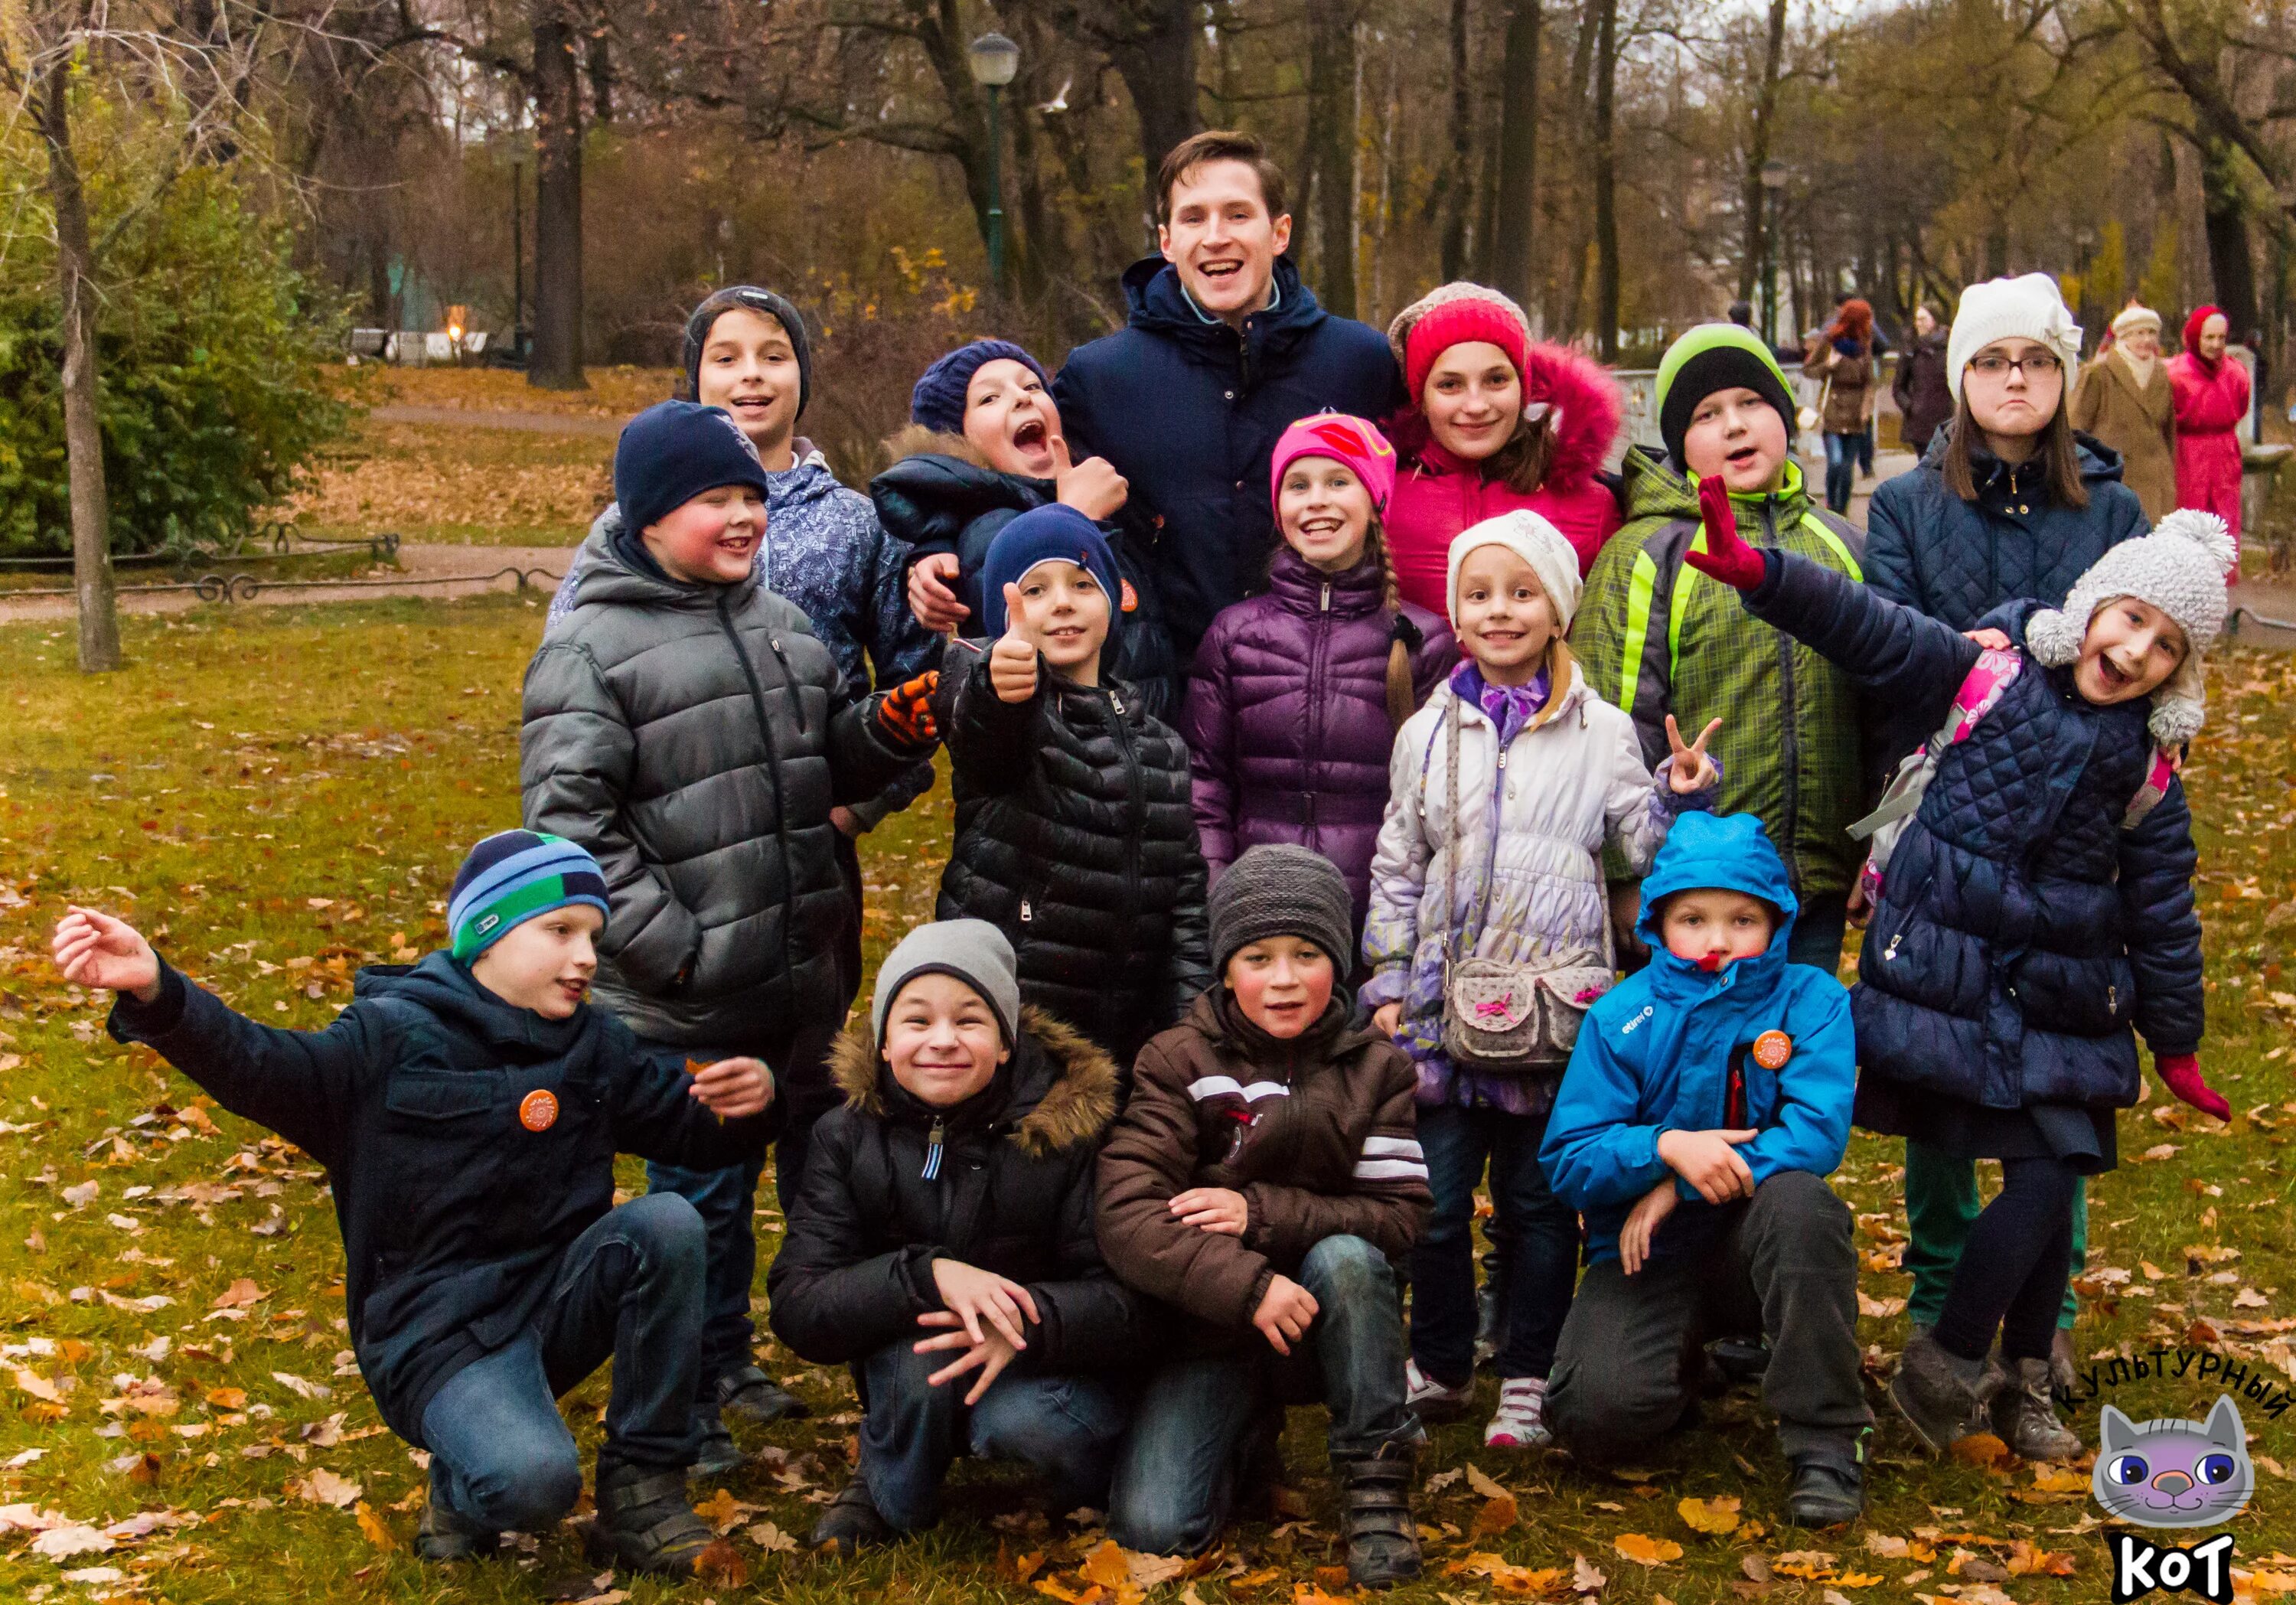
xmin=2157 ymin=1053 xmax=2229 ymax=1122
xmin=1682 ymin=473 xmax=1767 ymax=590
xmin=874 ymin=670 xmax=941 ymax=748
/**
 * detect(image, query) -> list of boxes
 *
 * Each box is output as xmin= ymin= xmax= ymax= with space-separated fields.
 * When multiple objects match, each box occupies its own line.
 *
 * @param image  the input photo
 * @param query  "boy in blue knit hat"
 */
xmin=525 ymin=399 xmax=944 ymax=1470
xmin=933 ymin=504 xmax=1212 ymax=1068
xmin=51 ymin=831 xmax=776 ymax=1574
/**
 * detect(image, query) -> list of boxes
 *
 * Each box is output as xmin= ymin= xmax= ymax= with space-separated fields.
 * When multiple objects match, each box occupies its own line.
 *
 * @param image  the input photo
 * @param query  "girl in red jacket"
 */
xmin=1381 ymin=283 xmax=1626 ymax=616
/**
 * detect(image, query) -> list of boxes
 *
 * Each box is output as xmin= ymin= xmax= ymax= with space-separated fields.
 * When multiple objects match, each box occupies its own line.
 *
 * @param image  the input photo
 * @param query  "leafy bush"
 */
xmin=0 ymin=155 xmax=352 ymax=559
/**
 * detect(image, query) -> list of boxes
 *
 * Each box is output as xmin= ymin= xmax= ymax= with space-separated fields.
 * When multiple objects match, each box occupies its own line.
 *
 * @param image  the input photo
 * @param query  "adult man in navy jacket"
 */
xmin=1050 ymin=132 xmax=1401 ymax=662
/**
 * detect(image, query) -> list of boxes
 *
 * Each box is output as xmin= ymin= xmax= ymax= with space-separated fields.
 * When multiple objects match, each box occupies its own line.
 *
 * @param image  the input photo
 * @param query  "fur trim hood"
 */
xmin=826 ymin=1005 xmax=1120 ymax=1157
xmin=881 ymin=423 xmax=993 ymax=474
xmin=1385 ymin=341 xmax=1623 ymax=494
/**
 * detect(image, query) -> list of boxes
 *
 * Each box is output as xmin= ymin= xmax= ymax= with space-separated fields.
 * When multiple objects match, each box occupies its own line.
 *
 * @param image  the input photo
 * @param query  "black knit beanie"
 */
xmin=1209 ymin=845 xmax=1357 ymax=978
xmin=1655 ymin=323 xmax=1799 ymax=471
xmin=683 ymin=287 xmax=813 ymax=420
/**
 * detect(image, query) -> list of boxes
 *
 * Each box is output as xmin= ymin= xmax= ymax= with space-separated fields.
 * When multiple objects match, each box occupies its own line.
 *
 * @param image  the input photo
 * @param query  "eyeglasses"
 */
xmin=1968 ymin=351 xmax=2062 ymax=378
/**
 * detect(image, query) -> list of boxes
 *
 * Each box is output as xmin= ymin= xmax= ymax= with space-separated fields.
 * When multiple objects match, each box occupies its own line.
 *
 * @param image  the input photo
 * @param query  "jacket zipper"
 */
xmin=1107 ymin=685 xmax=1146 ymax=948
xmin=1307 ymin=582 xmax=1332 ymax=841
xmin=921 ymin=1117 xmax=945 ymax=1181
xmin=1766 ymin=499 xmax=1802 ymax=895
xmin=717 ymin=592 xmax=800 ymax=982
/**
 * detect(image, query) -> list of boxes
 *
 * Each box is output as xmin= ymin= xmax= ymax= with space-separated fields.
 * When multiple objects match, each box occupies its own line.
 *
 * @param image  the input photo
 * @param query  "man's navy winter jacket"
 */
xmin=1738 ymin=551 xmax=2204 ymax=1114
xmin=1052 ymin=255 xmax=1401 ymax=660
xmin=107 ymin=953 xmax=771 ymax=1446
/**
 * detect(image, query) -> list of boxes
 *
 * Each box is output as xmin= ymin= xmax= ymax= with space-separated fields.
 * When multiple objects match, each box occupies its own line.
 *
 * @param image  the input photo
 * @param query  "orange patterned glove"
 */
xmin=874 ymin=670 xmax=941 ymax=748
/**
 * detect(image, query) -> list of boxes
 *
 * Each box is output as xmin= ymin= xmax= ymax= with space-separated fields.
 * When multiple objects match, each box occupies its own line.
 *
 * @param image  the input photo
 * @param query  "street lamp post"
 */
xmin=968 ymin=32 xmax=1020 ymax=293
xmin=1760 ymin=159 xmax=1789 ymax=351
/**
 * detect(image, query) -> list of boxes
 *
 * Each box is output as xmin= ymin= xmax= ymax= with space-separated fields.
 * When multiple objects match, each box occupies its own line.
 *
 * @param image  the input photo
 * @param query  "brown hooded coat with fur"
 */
xmin=765 ymin=1006 xmax=1143 ymax=1372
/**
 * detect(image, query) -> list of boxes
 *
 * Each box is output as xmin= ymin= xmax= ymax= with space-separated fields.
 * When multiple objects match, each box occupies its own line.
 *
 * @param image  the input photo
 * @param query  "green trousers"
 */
xmin=1903 ymin=1140 xmax=2085 ymax=1331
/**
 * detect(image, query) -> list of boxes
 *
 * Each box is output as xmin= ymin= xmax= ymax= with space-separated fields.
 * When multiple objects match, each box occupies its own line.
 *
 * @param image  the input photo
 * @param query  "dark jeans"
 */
xmin=1822 ymin=432 xmax=1859 ymax=514
xmin=1932 ymin=1153 xmax=2079 ymax=1364
xmin=1856 ymin=419 xmax=1877 ymax=475
xmin=1548 ymin=1169 xmax=1870 ymax=1464
xmin=420 ymin=1194 xmax=707 ymax=1531
xmin=1108 ymin=1235 xmax=1417 ymax=1555
xmin=856 ymin=1339 xmax=1129 ymax=1532
xmin=1411 ymin=1102 xmax=1578 ymax=1383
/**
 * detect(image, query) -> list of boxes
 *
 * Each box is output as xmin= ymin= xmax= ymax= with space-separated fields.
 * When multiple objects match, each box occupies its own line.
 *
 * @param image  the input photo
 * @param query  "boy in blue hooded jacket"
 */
xmin=1541 ymin=813 xmax=1869 ymax=1525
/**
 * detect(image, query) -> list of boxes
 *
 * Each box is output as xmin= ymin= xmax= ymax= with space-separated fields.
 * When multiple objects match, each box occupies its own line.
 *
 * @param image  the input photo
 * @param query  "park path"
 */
xmin=0 ymin=542 xmax=569 ymax=625
xmin=369 ymin=403 xmax=621 ymax=439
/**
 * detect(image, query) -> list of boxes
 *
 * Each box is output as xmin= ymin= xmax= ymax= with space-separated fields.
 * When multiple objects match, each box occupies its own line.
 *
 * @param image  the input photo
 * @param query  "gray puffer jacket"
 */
xmin=521 ymin=525 xmax=931 ymax=1046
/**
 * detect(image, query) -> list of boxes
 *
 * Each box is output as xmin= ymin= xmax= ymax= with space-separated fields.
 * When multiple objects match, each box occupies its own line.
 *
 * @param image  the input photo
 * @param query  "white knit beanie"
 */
xmin=2023 ymin=510 xmax=2236 ymax=745
xmin=1446 ymin=510 xmax=1583 ymax=633
xmin=2111 ymin=303 xmax=2161 ymax=339
xmin=1945 ymin=272 xmax=2084 ymax=400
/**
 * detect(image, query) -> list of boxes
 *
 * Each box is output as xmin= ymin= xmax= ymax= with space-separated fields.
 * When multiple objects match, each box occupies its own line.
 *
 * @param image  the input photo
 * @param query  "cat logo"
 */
xmin=2093 ymin=1396 xmax=2252 ymax=1528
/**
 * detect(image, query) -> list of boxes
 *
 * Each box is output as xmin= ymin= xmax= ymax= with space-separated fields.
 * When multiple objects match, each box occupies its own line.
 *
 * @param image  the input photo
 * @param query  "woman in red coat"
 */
xmin=1381 ymin=284 xmax=1625 ymax=616
xmin=2169 ymin=304 xmax=2247 ymax=574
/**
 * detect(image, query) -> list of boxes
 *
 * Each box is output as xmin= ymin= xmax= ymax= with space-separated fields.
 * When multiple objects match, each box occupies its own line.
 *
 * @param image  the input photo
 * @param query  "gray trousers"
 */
xmin=1548 ymin=1169 xmax=1871 ymax=1463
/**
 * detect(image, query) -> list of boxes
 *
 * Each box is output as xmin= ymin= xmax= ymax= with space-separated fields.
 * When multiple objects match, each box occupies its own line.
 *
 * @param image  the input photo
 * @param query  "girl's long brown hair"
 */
xmin=1480 ymin=409 xmax=1558 ymax=497
xmin=1938 ymin=387 xmax=2088 ymax=508
xmin=1364 ymin=516 xmax=1421 ymax=732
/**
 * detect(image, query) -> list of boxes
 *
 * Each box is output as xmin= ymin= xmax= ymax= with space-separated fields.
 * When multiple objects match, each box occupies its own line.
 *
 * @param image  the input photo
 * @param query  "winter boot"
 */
xmin=1888 ymin=1330 xmax=1994 ymax=1457
xmin=718 ymin=1364 xmax=810 ymax=1424
xmin=588 ymin=1461 xmax=718 ymax=1575
xmin=414 ymin=1496 xmax=498 ymax=1563
xmin=1786 ymin=1437 xmax=1867 ymax=1527
xmin=1336 ymin=1444 xmax=1421 ymax=1589
xmin=811 ymin=1476 xmax=894 ymax=1554
xmin=690 ymin=1414 xmax=745 ymax=1478
xmin=1991 ymin=1356 xmax=2082 ymax=1462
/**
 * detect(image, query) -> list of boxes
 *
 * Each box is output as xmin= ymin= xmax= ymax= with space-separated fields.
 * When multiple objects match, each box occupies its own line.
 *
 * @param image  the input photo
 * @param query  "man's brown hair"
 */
xmin=1156 ymin=130 xmax=1289 ymax=225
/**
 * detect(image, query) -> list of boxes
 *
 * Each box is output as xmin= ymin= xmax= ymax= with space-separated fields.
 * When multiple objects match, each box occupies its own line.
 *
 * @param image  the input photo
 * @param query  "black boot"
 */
xmin=719 ymin=1364 xmax=810 ymax=1424
xmin=1336 ymin=1446 xmax=1421 ymax=1589
xmin=415 ymin=1496 xmax=499 ymax=1563
xmin=1888 ymin=1331 xmax=1993 ymax=1456
xmin=588 ymin=1461 xmax=718 ymax=1576
xmin=811 ymin=1476 xmax=894 ymax=1554
xmin=690 ymin=1411 xmax=745 ymax=1479
xmin=1786 ymin=1443 xmax=1866 ymax=1527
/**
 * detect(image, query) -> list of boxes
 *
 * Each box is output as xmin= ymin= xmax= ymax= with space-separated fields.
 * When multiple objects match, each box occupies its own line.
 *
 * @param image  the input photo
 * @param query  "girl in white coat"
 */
xmin=1362 ymin=511 xmax=1719 ymax=1448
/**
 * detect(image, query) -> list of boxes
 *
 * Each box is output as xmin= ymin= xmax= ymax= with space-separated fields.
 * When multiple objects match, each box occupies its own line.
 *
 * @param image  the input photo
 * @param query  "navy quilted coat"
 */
xmin=1052 ymin=256 xmax=1402 ymax=661
xmin=1865 ymin=432 xmax=2148 ymax=630
xmin=1740 ymin=551 xmax=2203 ymax=1113
xmin=1181 ymin=546 xmax=1456 ymax=928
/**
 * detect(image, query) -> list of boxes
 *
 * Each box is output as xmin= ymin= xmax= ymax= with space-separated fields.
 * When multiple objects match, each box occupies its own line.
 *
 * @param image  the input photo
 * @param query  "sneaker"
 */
xmin=1786 ymin=1441 xmax=1867 ymax=1526
xmin=1336 ymin=1446 xmax=1421 ymax=1587
xmin=718 ymin=1364 xmax=810 ymax=1424
xmin=1482 ymin=1378 xmax=1551 ymax=1449
xmin=1405 ymin=1359 xmax=1474 ymax=1421
xmin=1991 ymin=1356 xmax=2082 ymax=1462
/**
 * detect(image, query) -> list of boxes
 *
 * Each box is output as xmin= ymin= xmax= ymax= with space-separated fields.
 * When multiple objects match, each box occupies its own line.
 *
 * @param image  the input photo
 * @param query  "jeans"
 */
xmin=1108 ymin=1235 xmax=1417 ymax=1555
xmin=1411 ymin=1103 xmax=1579 ymax=1384
xmin=1904 ymin=1141 xmax=2085 ymax=1331
xmin=420 ymin=1193 xmax=707 ymax=1532
xmin=1548 ymin=1170 xmax=1870 ymax=1465
xmin=1822 ymin=432 xmax=1859 ymax=514
xmin=856 ymin=1340 xmax=1128 ymax=1532
xmin=1855 ymin=420 xmax=1877 ymax=476
xmin=1931 ymin=1154 xmax=2079 ymax=1363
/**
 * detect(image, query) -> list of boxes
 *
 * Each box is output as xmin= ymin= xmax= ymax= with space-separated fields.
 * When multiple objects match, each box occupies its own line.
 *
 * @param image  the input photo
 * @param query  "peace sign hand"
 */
xmin=1051 ymin=435 xmax=1128 ymax=522
xmin=1664 ymin=714 xmax=1722 ymax=795
xmin=989 ymin=582 xmax=1041 ymax=704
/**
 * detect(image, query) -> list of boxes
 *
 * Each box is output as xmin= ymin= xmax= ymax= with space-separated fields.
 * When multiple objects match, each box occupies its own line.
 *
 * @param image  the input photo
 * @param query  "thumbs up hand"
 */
xmin=1052 ymin=435 xmax=1128 ymax=522
xmin=990 ymin=582 xmax=1041 ymax=704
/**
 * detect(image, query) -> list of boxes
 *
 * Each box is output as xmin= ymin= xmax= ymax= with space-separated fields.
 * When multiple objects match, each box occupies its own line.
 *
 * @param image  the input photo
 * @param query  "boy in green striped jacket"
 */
xmin=1573 ymin=325 xmax=1868 ymax=972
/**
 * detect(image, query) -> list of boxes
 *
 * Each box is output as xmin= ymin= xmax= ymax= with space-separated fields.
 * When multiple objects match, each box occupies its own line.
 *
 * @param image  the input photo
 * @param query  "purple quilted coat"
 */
xmin=1183 ymin=546 xmax=1457 ymax=931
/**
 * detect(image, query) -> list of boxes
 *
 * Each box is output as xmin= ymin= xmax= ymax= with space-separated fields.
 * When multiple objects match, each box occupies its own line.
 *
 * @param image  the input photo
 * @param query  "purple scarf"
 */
xmin=1450 ymin=660 xmax=1551 ymax=752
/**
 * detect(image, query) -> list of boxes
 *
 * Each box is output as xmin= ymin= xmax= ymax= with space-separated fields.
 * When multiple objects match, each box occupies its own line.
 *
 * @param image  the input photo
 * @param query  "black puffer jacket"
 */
xmin=766 ymin=1008 xmax=1141 ymax=1372
xmin=872 ymin=429 xmax=1182 ymax=720
xmin=521 ymin=524 xmax=931 ymax=1046
xmin=934 ymin=638 xmax=1213 ymax=1067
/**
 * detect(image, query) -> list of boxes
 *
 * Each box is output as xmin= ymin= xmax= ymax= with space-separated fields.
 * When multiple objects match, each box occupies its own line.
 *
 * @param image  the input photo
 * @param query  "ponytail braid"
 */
xmin=1366 ymin=515 xmax=1423 ymax=732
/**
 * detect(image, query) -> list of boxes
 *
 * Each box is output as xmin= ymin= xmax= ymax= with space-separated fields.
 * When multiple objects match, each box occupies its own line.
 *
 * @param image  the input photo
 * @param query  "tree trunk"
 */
xmin=37 ymin=60 xmax=120 ymax=672
xmin=1486 ymin=0 xmax=1541 ymax=307
xmin=586 ymin=31 xmax=613 ymax=126
xmin=2201 ymin=141 xmax=2259 ymax=340
xmin=1590 ymin=0 xmax=1619 ymax=358
xmin=1304 ymin=0 xmax=1359 ymax=318
xmin=1437 ymin=0 xmax=1473 ymax=282
xmin=529 ymin=0 xmax=586 ymax=390
xmin=1100 ymin=0 xmax=1200 ymax=233
xmin=1736 ymin=0 xmax=1787 ymax=302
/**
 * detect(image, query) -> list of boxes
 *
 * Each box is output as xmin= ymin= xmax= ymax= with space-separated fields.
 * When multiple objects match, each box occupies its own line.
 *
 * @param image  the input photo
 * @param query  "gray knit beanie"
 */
xmin=1209 ymin=845 xmax=1357 ymax=978
xmin=871 ymin=919 xmax=1020 ymax=1046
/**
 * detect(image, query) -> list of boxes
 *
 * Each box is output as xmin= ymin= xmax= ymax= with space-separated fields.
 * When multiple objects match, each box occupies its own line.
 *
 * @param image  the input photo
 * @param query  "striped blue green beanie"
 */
xmin=448 ymin=830 xmax=612 ymax=961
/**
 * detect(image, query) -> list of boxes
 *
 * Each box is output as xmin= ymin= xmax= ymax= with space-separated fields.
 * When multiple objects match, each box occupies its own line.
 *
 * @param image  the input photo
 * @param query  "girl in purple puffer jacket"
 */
xmin=1182 ymin=415 xmax=1456 ymax=944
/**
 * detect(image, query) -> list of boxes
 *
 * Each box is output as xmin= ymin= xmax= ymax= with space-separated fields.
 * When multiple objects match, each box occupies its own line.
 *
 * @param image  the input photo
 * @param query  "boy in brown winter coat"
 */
xmin=1097 ymin=845 xmax=1429 ymax=1587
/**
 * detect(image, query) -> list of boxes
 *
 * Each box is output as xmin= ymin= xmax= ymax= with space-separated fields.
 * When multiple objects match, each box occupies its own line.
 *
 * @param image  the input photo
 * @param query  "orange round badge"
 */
xmin=1751 ymin=1031 xmax=1794 ymax=1071
xmin=518 ymin=1090 xmax=559 ymax=1132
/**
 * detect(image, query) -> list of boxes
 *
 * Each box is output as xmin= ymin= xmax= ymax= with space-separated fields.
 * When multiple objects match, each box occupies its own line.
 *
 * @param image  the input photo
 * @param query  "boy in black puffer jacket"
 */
xmin=54 ymin=833 xmax=775 ymax=1575
xmin=875 ymin=338 xmax=1181 ymax=719
xmin=935 ymin=504 xmax=1213 ymax=1068
xmin=523 ymin=400 xmax=943 ymax=1467
xmin=768 ymin=921 xmax=1140 ymax=1550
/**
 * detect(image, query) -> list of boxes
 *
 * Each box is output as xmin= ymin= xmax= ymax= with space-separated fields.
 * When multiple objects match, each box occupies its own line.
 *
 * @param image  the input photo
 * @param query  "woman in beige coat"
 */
xmin=2070 ymin=302 xmax=2175 ymax=520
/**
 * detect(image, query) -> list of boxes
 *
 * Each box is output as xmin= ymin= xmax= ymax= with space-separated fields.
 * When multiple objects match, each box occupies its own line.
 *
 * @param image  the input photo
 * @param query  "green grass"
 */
xmin=1 ymin=599 xmax=2294 ymax=1602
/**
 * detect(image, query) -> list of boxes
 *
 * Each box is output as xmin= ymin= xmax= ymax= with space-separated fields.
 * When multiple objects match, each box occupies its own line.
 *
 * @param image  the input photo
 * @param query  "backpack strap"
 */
xmin=2122 ymin=747 xmax=2178 ymax=830
xmin=1845 ymin=648 xmax=2023 ymax=842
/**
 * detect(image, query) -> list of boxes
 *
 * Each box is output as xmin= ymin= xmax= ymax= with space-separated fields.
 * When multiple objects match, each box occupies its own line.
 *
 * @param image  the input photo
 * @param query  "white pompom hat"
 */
xmin=2022 ymin=510 xmax=2236 ymax=745
xmin=1946 ymin=272 xmax=2084 ymax=400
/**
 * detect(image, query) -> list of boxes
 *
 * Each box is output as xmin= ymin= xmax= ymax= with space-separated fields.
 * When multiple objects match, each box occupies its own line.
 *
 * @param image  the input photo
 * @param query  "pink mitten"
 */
xmin=1683 ymin=474 xmax=1767 ymax=590
xmin=2157 ymin=1053 xmax=2229 ymax=1122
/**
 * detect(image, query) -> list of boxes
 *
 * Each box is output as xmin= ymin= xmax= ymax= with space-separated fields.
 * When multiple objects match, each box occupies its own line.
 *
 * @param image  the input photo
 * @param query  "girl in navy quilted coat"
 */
xmin=1685 ymin=488 xmax=2228 ymax=1466
xmin=1182 ymin=413 xmax=1455 ymax=938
